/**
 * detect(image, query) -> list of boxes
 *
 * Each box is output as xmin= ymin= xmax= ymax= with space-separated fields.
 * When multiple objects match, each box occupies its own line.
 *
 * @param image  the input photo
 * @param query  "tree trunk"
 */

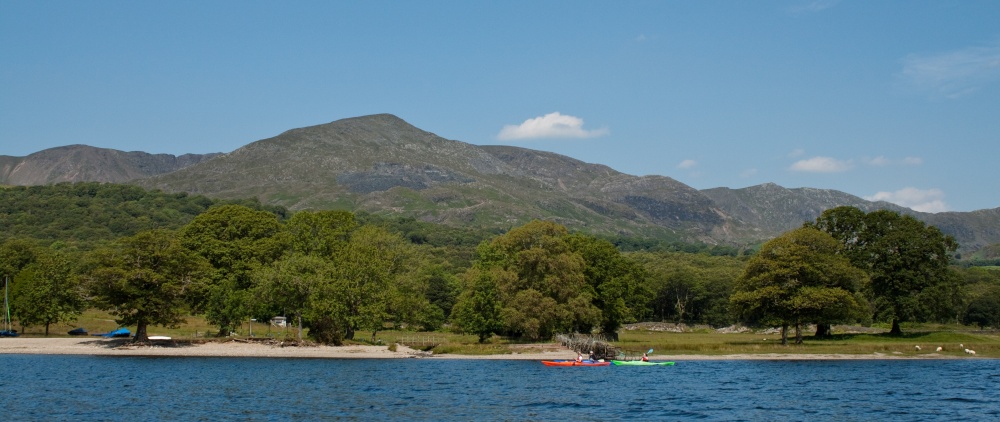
xmin=134 ymin=322 xmax=148 ymax=342
xmin=346 ymin=327 xmax=355 ymax=340
xmin=675 ymin=291 xmax=688 ymax=325
xmin=815 ymin=323 xmax=831 ymax=338
xmin=780 ymin=324 xmax=788 ymax=345
xmin=45 ymin=322 xmax=50 ymax=337
xmin=794 ymin=323 xmax=802 ymax=345
xmin=889 ymin=319 xmax=902 ymax=335
xmin=297 ymin=314 xmax=303 ymax=341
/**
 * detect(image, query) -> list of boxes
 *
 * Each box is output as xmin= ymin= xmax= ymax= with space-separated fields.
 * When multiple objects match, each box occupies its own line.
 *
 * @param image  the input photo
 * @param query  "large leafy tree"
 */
xmin=566 ymin=234 xmax=649 ymax=335
xmin=85 ymin=229 xmax=210 ymax=342
xmin=250 ymin=253 xmax=332 ymax=341
xmin=809 ymin=207 xmax=958 ymax=335
xmin=451 ymin=267 xmax=505 ymax=343
xmin=10 ymin=249 xmax=85 ymax=336
xmin=330 ymin=225 xmax=408 ymax=342
xmin=180 ymin=204 xmax=288 ymax=336
xmin=464 ymin=220 xmax=601 ymax=341
xmin=731 ymin=227 xmax=868 ymax=344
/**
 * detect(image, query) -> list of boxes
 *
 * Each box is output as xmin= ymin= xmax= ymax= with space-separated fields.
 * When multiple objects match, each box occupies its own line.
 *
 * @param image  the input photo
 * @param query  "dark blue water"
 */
xmin=1 ymin=356 xmax=997 ymax=421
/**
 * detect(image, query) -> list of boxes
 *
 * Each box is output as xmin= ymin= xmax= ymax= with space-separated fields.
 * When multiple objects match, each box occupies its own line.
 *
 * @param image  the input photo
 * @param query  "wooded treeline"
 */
xmin=2 ymin=183 xmax=999 ymax=343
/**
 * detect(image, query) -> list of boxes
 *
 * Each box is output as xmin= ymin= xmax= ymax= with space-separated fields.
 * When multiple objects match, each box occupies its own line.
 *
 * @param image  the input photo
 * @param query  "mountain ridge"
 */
xmin=4 ymin=114 xmax=997 ymax=254
xmin=0 ymin=145 xmax=221 ymax=185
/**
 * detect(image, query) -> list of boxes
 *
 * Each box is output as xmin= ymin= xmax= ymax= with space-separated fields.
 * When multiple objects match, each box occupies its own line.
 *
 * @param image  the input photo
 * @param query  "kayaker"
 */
xmin=641 ymin=352 xmax=649 ymax=362
xmin=576 ymin=353 xmax=583 ymax=363
xmin=589 ymin=350 xmax=596 ymax=361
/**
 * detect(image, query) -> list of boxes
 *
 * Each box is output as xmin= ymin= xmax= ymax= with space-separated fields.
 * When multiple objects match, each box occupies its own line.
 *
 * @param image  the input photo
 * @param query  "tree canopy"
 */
xmin=180 ymin=204 xmax=288 ymax=336
xmin=84 ymin=229 xmax=210 ymax=342
xmin=730 ymin=227 xmax=868 ymax=344
xmin=10 ymin=248 xmax=85 ymax=336
xmin=809 ymin=206 xmax=958 ymax=334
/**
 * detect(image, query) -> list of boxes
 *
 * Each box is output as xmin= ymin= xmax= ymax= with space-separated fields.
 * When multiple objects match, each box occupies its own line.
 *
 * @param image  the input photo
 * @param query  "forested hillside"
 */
xmin=0 ymin=182 xmax=284 ymax=249
xmin=2 ymin=182 xmax=999 ymax=343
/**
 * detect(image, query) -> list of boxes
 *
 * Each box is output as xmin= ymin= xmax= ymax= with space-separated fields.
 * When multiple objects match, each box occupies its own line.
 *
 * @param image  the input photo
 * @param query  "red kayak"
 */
xmin=541 ymin=360 xmax=611 ymax=367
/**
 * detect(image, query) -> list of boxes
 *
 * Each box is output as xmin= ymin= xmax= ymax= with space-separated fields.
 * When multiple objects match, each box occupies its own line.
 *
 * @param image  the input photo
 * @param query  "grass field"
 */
xmin=13 ymin=310 xmax=999 ymax=358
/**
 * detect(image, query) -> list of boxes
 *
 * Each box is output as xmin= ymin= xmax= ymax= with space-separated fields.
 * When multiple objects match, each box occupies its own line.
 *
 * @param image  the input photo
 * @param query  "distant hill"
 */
xmin=0 ymin=145 xmax=220 ymax=185
xmin=6 ymin=114 xmax=999 ymax=255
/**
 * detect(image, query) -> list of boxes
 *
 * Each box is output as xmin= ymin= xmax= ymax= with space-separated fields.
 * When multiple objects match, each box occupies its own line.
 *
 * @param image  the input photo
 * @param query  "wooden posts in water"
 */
xmin=555 ymin=333 xmax=618 ymax=360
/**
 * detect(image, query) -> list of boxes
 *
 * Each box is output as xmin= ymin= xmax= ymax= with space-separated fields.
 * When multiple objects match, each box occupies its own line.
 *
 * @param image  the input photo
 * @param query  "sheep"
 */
xmin=964 ymin=348 xmax=976 ymax=355
xmin=915 ymin=345 xmax=921 ymax=351
xmin=936 ymin=346 xmax=943 ymax=352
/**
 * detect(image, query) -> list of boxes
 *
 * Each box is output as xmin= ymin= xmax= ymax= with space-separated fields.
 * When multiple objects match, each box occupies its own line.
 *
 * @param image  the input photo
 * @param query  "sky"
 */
xmin=2 ymin=1 xmax=998 ymax=213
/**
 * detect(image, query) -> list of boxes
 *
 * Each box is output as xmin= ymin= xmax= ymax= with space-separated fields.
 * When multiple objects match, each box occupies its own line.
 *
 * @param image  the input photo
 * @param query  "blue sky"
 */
xmin=2 ymin=1 xmax=998 ymax=212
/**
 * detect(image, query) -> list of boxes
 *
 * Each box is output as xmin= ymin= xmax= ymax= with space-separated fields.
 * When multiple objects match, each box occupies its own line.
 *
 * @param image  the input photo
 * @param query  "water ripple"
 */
xmin=2 ymin=356 xmax=999 ymax=420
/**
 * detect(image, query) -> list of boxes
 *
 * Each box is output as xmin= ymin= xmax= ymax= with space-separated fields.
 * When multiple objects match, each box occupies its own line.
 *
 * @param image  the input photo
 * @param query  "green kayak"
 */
xmin=611 ymin=360 xmax=675 ymax=366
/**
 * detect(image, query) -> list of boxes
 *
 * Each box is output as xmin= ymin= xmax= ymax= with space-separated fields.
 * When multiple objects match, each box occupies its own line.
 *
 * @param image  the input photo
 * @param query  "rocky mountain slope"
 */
xmin=5 ymin=114 xmax=997 ymax=253
xmin=0 ymin=145 xmax=220 ymax=185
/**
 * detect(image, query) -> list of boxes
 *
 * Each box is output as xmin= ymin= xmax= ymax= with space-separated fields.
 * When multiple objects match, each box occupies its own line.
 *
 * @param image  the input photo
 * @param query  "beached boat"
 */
xmin=93 ymin=327 xmax=131 ymax=338
xmin=541 ymin=360 xmax=611 ymax=367
xmin=610 ymin=360 xmax=675 ymax=366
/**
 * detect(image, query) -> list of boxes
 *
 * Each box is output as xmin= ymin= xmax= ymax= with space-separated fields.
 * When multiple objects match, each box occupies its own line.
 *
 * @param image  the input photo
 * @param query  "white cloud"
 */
xmin=789 ymin=156 xmax=852 ymax=173
xmin=497 ymin=112 xmax=609 ymax=141
xmin=865 ymin=187 xmax=949 ymax=213
xmin=677 ymin=159 xmax=697 ymax=169
xmin=788 ymin=148 xmax=806 ymax=158
xmin=899 ymin=40 xmax=1000 ymax=98
xmin=903 ymin=156 xmax=923 ymax=165
xmin=864 ymin=156 xmax=890 ymax=166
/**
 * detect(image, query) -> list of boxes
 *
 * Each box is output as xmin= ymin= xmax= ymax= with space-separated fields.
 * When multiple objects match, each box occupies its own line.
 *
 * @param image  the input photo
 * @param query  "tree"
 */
xmin=251 ymin=253 xmax=333 ymax=340
xmin=631 ymin=251 xmax=741 ymax=327
xmin=730 ymin=227 xmax=867 ymax=345
xmin=451 ymin=267 xmax=504 ymax=343
xmin=567 ymin=234 xmax=649 ymax=335
xmin=0 ymin=238 xmax=41 ymax=278
xmin=468 ymin=220 xmax=601 ymax=340
xmin=180 ymin=205 xmax=288 ymax=336
xmin=963 ymin=288 xmax=1000 ymax=329
xmin=85 ymin=229 xmax=210 ymax=342
xmin=810 ymin=207 xmax=958 ymax=335
xmin=10 ymin=249 xmax=85 ymax=336
xmin=285 ymin=210 xmax=356 ymax=256
xmin=285 ymin=224 xmax=409 ymax=345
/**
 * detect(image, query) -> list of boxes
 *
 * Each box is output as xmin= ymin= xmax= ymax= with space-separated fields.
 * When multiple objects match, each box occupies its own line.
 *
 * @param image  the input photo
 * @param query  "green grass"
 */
xmin=15 ymin=309 xmax=263 ymax=339
xmin=616 ymin=326 xmax=1000 ymax=358
xmin=23 ymin=312 xmax=1000 ymax=358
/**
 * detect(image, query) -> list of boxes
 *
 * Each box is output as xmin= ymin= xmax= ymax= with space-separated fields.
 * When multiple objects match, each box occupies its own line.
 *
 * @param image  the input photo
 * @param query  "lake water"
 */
xmin=0 ymin=355 xmax=997 ymax=421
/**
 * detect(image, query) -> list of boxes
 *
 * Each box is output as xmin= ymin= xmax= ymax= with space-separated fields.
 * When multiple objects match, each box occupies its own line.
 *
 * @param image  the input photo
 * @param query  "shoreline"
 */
xmin=0 ymin=337 xmax=974 ymax=360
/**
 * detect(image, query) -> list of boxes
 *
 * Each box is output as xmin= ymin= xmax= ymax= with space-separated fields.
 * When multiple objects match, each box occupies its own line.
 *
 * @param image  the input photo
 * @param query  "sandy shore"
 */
xmin=0 ymin=337 xmax=969 ymax=360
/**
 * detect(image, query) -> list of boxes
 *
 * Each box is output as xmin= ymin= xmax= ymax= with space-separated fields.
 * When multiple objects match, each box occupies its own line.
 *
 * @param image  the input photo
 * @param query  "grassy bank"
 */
xmin=15 ymin=310 xmax=999 ymax=358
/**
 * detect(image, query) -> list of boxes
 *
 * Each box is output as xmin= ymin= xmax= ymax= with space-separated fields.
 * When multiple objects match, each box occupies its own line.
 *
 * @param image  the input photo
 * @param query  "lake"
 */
xmin=0 ymin=355 xmax=996 ymax=420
